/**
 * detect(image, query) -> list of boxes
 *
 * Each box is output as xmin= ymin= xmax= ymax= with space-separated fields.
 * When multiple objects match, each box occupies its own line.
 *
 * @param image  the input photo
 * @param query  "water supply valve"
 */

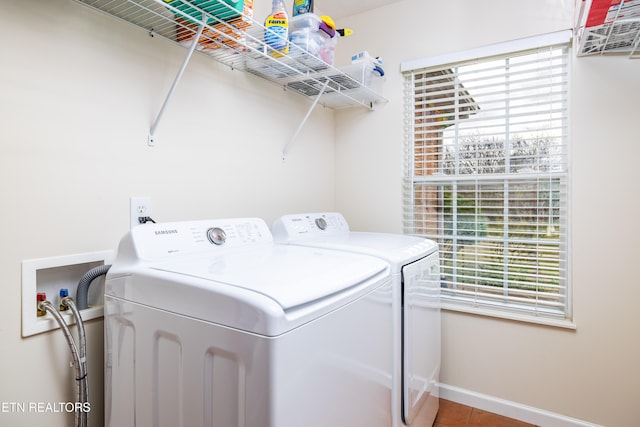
xmin=59 ymin=289 xmax=69 ymax=311
xmin=36 ymin=293 xmax=47 ymax=317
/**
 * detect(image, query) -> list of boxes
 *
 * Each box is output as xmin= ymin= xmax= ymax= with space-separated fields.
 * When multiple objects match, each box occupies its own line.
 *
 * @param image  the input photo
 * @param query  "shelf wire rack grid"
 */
xmin=577 ymin=18 xmax=640 ymax=58
xmin=75 ymin=0 xmax=387 ymax=109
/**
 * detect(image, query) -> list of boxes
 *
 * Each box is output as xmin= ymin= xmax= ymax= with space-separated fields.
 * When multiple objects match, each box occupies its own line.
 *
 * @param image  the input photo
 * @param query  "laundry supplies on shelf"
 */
xmin=265 ymin=0 xmax=290 ymax=57
xmin=76 ymin=0 xmax=387 ymax=116
xmin=293 ymin=0 xmax=313 ymax=16
xmin=174 ymin=0 xmax=254 ymax=51
xmin=289 ymin=13 xmax=338 ymax=65
xmin=163 ymin=0 xmax=244 ymax=24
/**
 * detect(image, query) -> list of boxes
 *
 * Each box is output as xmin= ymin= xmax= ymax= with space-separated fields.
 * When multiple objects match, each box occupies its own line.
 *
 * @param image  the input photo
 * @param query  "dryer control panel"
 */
xmin=272 ymin=212 xmax=350 ymax=242
xmin=121 ymin=218 xmax=273 ymax=261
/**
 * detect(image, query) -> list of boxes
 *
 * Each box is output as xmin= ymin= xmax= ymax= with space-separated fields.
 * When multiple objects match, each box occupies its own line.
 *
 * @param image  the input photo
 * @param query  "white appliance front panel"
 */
xmin=105 ymin=276 xmax=394 ymax=427
xmin=402 ymin=251 xmax=441 ymax=426
xmin=272 ymin=212 xmax=442 ymax=427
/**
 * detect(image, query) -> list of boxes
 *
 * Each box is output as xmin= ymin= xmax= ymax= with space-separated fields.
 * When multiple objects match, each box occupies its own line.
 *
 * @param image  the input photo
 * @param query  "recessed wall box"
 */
xmin=21 ymin=250 xmax=113 ymax=337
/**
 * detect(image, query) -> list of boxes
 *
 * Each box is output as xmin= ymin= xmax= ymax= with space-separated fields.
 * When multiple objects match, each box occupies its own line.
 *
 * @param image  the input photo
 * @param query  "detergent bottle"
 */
xmin=293 ymin=0 xmax=313 ymax=16
xmin=265 ymin=0 xmax=289 ymax=57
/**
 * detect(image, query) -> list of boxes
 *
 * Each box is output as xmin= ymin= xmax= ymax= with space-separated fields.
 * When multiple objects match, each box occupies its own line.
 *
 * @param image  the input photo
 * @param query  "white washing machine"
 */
xmin=104 ymin=218 xmax=393 ymax=427
xmin=272 ymin=212 xmax=441 ymax=427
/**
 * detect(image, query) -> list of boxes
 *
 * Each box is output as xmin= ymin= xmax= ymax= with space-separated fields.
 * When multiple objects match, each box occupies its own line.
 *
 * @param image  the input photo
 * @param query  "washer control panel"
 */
xmin=272 ymin=212 xmax=350 ymax=242
xmin=127 ymin=218 xmax=272 ymax=260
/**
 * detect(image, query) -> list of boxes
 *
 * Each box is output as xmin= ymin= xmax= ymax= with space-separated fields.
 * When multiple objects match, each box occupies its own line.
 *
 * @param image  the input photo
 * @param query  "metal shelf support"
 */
xmin=148 ymin=20 xmax=206 ymax=146
xmin=282 ymin=80 xmax=329 ymax=160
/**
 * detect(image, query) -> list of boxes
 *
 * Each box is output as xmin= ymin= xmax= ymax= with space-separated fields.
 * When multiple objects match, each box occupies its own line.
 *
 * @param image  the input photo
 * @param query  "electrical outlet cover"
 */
xmin=130 ymin=196 xmax=152 ymax=228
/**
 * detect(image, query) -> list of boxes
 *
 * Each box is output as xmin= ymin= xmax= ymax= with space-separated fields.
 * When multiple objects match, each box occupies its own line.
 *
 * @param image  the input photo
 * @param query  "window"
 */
xmin=402 ymin=33 xmax=570 ymax=320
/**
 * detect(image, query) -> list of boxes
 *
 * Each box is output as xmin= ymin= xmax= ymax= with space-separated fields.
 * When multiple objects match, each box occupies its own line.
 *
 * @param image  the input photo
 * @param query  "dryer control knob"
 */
xmin=207 ymin=227 xmax=227 ymax=245
xmin=315 ymin=217 xmax=328 ymax=230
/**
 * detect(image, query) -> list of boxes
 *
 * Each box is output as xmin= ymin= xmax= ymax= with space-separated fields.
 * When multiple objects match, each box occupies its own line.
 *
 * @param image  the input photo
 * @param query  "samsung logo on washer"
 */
xmin=154 ymin=229 xmax=178 ymax=235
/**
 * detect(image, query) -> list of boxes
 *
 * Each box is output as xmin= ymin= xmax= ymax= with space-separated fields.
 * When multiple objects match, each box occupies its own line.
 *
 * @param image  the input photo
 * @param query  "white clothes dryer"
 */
xmin=272 ymin=212 xmax=441 ymax=427
xmin=104 ymin=218 xmax=393 ymax=427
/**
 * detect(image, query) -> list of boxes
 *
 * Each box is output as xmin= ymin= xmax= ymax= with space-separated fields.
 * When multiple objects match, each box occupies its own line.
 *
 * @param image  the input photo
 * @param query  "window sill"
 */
xmin=442 ymin=303 xmax=577 ymax=330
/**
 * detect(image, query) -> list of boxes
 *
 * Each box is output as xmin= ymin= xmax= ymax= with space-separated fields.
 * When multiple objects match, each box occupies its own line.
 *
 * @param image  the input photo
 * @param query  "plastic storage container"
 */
xmin=288 ymin=13 xmax=337 ymax=65
xmin=164 ymin=0 xmax=245 ymax=24
xmin=340 ymin=62 xmax=385 ymax=95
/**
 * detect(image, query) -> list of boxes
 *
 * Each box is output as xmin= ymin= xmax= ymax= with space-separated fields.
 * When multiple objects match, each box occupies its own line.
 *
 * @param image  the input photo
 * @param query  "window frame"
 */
xmin=401 ymin=32 xmax=573 ymax=325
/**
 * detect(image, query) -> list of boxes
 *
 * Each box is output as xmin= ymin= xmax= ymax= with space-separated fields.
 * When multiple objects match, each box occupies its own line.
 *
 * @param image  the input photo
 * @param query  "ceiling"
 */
xmin=314 ymin=0 xmax=406 ymax=19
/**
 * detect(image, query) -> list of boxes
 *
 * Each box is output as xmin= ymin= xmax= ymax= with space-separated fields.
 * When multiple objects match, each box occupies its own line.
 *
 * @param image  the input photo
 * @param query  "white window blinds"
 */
xmin=402 ymin=37 xmax=570 ymax=319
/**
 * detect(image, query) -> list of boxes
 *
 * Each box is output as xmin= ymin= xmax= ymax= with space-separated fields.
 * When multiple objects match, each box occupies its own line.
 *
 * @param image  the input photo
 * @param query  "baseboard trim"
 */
xmin=439 ymin=384 xmax=603 ymax=427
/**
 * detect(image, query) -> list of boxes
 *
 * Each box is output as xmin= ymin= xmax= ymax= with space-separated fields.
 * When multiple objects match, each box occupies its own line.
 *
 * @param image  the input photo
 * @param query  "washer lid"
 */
xmin=151 ymin=244 xmax=389 ymax=310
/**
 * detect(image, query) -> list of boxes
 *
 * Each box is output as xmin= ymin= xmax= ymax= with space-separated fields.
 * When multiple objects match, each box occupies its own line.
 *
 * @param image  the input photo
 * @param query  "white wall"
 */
xmin=0 ymin=1 xmax=336 ymax=426
xmin=335 ymin=0 xmax=640 ymax=426
xmin=4 ymin=1 xmax=640 ymax=426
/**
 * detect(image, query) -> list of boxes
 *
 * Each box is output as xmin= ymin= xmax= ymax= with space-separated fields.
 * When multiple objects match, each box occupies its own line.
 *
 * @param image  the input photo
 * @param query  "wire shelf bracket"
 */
xmin=148 ymin=20 xmax=205 ymax=146
xmin=282 ymin=80 xmax=329 ymax=160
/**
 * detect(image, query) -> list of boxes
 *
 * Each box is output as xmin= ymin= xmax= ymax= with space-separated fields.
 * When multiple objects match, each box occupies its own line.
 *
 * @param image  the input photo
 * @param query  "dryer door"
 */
xmin=402 ymin=251 xmax=441 ymax=425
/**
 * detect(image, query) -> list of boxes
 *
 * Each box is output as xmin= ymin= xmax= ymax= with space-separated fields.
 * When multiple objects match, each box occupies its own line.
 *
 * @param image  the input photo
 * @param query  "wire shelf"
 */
xmin=575 ymin=0 xmax=640 ymax=58
xmin=577 ymin=19 xmax=640 ymax=57
xmin=76 ymin=0 xmax=388 ymax=109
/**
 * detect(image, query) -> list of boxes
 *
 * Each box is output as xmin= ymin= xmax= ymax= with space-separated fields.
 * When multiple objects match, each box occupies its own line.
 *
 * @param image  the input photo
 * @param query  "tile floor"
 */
xmin=434 ymin=399 xmax=538 ymax=427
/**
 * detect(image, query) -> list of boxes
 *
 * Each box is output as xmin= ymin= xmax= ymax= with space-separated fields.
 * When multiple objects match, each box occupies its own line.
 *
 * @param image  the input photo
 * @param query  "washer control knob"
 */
xmin=315 ymin=217 xmax=328 ymax=230
xmin=206 ymin=227 xmax=227 ymax=245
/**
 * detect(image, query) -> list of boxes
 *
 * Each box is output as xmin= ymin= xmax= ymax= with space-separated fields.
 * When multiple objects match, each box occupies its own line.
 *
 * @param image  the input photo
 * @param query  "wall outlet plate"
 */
xmin=130 ymin=196 xmax=152 ymax=228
